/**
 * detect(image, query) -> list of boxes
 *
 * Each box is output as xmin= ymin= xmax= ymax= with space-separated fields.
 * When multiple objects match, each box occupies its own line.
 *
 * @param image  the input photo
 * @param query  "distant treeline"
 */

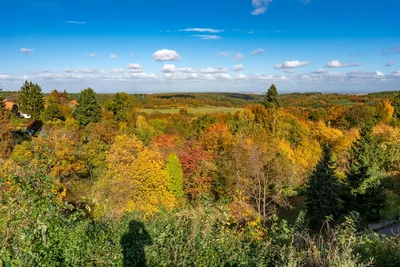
xmin=3 ymin=90 xmax=400 ymax=109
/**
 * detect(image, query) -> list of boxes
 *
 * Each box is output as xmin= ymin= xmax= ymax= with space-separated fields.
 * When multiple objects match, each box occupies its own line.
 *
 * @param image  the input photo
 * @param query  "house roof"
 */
xmin=4 ymin=101 xmax=17 ymax=110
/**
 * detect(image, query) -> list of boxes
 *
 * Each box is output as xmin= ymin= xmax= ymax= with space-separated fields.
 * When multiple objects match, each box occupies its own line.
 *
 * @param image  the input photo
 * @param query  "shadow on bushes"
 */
xmin=121 ymin=220 xmax=152 ymax=267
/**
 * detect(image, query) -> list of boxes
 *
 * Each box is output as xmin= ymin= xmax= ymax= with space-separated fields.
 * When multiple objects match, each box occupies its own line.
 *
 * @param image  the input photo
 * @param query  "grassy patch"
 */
xmin=327 ymin=99 xmax=357 ymax=106
xmin=140 ymin=107 xmax=243 ymax=114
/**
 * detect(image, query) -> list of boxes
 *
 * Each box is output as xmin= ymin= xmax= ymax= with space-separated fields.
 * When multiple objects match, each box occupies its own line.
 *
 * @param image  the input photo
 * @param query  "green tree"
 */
xmin=107 ymin=92 xmax=126 ymax=122
xmin=42 ymin=103 xmax=66 ymax=122
xmin=73 ymin=88 xmax=102 ymax=126
xmin=262 ymin=84 xmax=280 ymax=136
xmin=165 ymin=153 xmax=185 ymax=197
xmin=306 ymin=146 xmax=341 ymax=230
xmin=0 ymin=86 xmax=5 ymax=113
xmin=392 ymin=92 xmax=400 ymax=119
xmin=262 ymin=84 xmax=280 ymax=108
xmin=18 ymin=81 xmax=45 ymax=120
xmin=346 ymin=123 xmax=386 ymax=221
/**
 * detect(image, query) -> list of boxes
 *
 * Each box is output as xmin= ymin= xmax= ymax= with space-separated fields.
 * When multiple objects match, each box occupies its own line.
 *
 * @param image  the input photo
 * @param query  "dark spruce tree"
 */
xmin=112 ymin=92 xmax=127 ymax=122
xmin=18 ymin=81 xmax=45 ymax=120
xmin=73 ymin=87 xmax=102 ymax=126
xmin=306 ymin=146 xmax=341 ymax=230
xmin=262 ymin=84 xmax=280 ymax=108
xmin=392 ymin=92 xmax=400 ymax=119
xmin=346 ymin=123 xmax=386 ymax=222
xmin=262 ymin=84 xmax=280 ymax=136
xmin=0 ymin=86 xmax=5 ymax=113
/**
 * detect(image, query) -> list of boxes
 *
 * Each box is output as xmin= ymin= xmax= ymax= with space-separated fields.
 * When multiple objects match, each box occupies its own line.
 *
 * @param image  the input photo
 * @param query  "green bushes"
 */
xmin=356 ymin=234 xmax=400 ymax=267
xmin=2 ymin=205 xmax=386 ymax=266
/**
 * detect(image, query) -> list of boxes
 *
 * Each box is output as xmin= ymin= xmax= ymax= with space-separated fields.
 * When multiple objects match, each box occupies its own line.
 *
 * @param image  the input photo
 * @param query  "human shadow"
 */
xmin=121 ymin=220 xmax=152 ymax=267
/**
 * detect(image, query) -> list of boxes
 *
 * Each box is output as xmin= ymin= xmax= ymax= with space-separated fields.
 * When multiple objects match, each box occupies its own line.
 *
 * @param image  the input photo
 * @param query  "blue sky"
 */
xmin=0 ymin=0 xmax=399 ymax=93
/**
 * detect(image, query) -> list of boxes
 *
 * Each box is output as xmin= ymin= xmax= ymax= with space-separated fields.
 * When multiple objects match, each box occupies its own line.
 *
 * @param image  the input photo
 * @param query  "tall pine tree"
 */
xmin=111 ymin=92 xmax=128 ymax=122
xmin=262 ymin=84 xmax=280 ymax=136
xmin=392 ymin=92 xmax=400 ymax=119
xmin=262 ymin=84 xmax=280 ymax=108
xmin=306 ymin=146 xmax=341 ymax=230
xmin=18 ymin=81 xmax=45 ymax=120
xmin=0 ymin=86 xmax=5 ymax=113
xmin=346 ymin=123 xmax=386 ymax=222
xmin=73 ymin=88 xmax=102 ymax=126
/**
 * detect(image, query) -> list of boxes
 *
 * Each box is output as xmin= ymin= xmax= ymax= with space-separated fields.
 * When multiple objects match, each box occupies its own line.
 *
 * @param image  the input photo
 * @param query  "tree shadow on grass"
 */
xmin=121 ymin=220 xmax=152 ymax=267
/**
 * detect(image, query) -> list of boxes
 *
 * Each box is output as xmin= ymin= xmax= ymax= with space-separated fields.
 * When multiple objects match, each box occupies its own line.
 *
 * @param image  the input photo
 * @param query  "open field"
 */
xmin=140 ymin=107 xmax=243 ymax=114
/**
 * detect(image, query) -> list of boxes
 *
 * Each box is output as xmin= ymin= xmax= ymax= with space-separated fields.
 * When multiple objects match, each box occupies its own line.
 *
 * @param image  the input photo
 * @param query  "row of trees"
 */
xmin=306 ymin=124 xmax=386 ymax=229
xmin=15 ymin=81 xmax=102 ymax=125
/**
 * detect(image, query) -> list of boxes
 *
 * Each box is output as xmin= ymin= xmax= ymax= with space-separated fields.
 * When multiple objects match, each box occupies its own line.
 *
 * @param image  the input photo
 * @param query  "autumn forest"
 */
xmin=1 ymin=82 xmax=400 ymax=266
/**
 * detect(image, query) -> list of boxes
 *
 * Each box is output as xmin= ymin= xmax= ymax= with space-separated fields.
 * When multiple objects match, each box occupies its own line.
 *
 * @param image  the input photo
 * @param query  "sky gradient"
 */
xmin=1 ymin=0 xmax=399 ymax=93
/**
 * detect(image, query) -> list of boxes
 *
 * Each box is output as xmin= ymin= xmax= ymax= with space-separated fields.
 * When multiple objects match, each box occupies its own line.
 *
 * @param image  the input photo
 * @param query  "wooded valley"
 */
xmin=1 ymin=82 xmax=400 ymax=266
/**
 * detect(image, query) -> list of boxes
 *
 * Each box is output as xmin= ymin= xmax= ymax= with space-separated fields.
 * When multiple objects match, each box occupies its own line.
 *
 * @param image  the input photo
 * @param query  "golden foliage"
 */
xmin=5 ymin=127 xmax=86 ymax=180
xmin=382 ymin=100 xmax=394 ymax=123
xmin=201 ymin=122 xmax=233 ymax=153
xmin=94 ymin=134 xmax=175 ymax=218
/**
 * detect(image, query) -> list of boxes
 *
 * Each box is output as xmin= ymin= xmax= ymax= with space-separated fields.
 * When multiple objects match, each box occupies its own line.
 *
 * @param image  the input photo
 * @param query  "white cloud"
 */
xmin=153 ymin=49 xmax=181 ymax=61
xmin=217 ymin=52 xmax=229 ymax=56
xmin=234 ymin=53 xmax=245 ymax=60
xmin=128 ymin=63 xmax=144 ymax=73
xmin=88 ymin=53 xmax=96 ymax=57
xmin=192 ymin=35 xmax=221 ymax=40
xmin=325 ymin=60 xmax=360 ymax=68
xmin=200 ymin=67 xmax=228 ymax=74
xmin=162 ymin=64 xmax=176 ymax=73
xmin=130 ymin=73 xmax=159 ymax=79
xmin=251 ymin=48 xmax=264 ymax=55
xmin=235 ymin=74 xmax=248 ymax=80
xmin=202 ymin=73 xmax=232 ymax=81
xmin=283 ymin=69 xmax=296 ymax=74
xmin=165 ymin=73 xmax=199 ymax=80
xmin=20 ymin=48 xmax=33 ymax=54
xmin=64 ymin=68 xmax=99 ymax=74
xmin=180 ymin=28 xmax=224 ymax=33
xmin=274 ymin=60 xmax=310 ymax=69
xmin=110 ymin=54 xmax=117 ymax=59
xmin=386 ymin=61 xmax=395 ymax=67
xmin=251 ymin=0 xmax=272 ymax=15
xmin=0 ymin=74 xmax=14 ymax=81
xmin=311 ymin=68 xmax=327 ymax=74
xmin=251 ymin=0 xmax=310 ymax=16
xmin=249 ymin=74 xmax=287 ymax=81
xmin=214 ymin=73 xmax=232 ymax=80
xmin=162 ymin=64 xmax=196 ymax=73
xmin=110 ymin=69 xmax=125 ymax=73
xmin=388 ymin=71 xmax=400 ymax=79
xmin=233 ymin=64 xmax=244 ymax=71
xmin=179 ymin=68 xmax=196 ymax=73
xmin=66 ymin=21 xmax=86 ymax=24
xmin=130 ymin=53 xmax=135 ymax=56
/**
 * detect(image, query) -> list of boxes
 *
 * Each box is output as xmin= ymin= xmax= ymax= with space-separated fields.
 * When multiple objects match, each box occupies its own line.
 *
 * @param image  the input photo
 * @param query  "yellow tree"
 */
xmin=6 ymin=129 xmax=86 ymax=180
xmin=94 ymin=134 xmax=175 ymax=218
xmin=201 ymin=122 xmax=233 ymax=153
